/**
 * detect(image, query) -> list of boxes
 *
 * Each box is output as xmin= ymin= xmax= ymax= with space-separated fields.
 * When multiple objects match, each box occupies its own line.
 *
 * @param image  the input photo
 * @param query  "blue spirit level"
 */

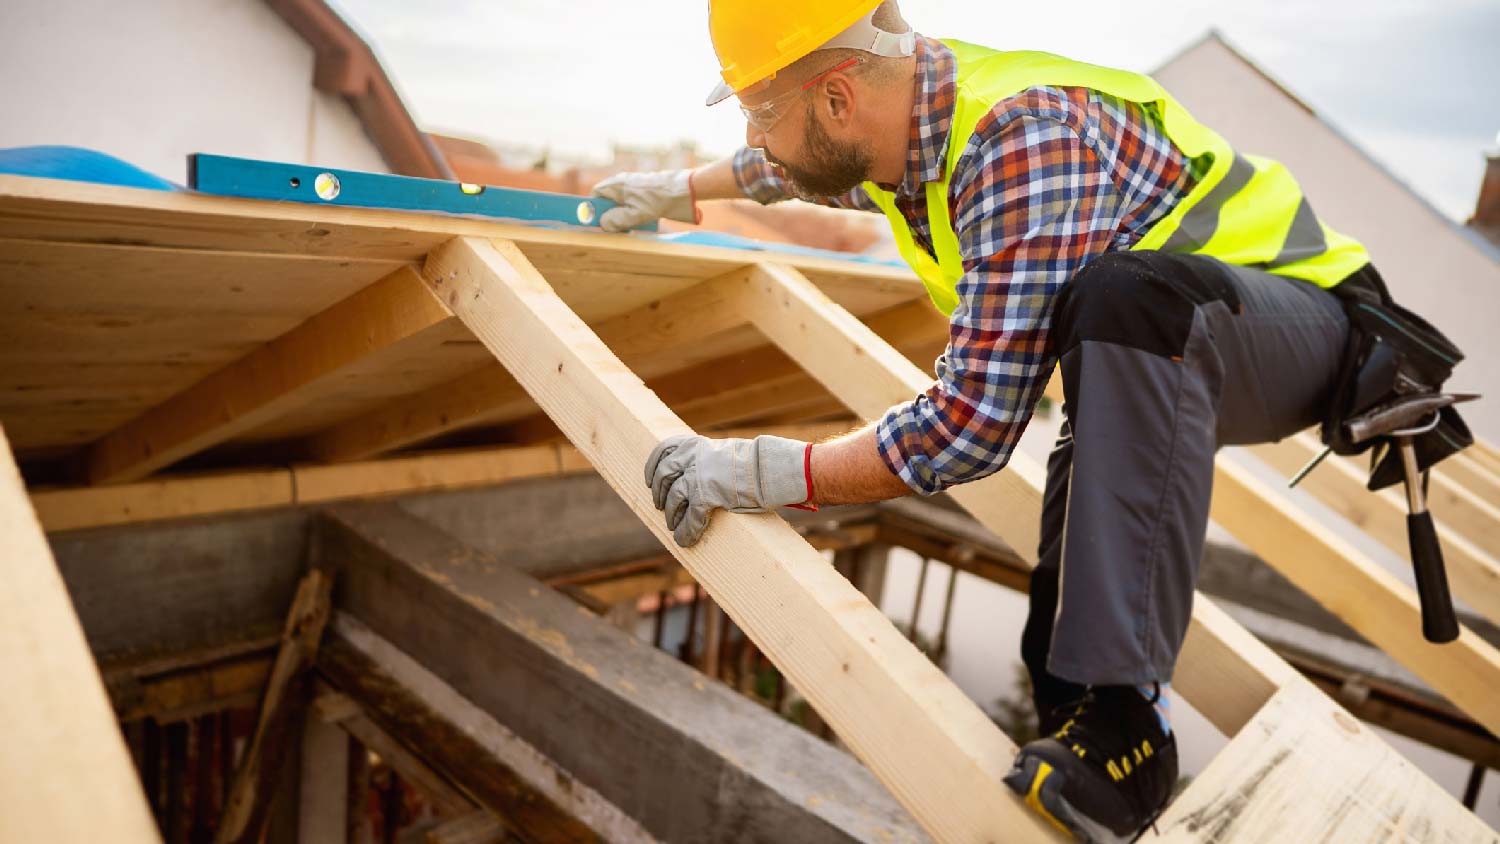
xmin=187 ymin=153 xmax=656 ymax=232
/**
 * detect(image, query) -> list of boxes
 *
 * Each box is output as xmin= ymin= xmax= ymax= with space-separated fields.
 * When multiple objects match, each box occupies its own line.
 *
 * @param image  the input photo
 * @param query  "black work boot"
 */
xmin=1003 ymin=685 xmax=1177 ymax=843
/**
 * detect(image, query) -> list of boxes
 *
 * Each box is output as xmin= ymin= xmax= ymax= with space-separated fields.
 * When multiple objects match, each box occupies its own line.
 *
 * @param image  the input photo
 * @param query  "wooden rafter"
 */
xmin=419 ymin=236 xmax=1065 ymax=843
xmin=1251 ymin=433 xmax=1500 ymax=627
xmin=731 ymin=261 xmax=1295 ymax=736
xmin=86 ymin=266 xmax=454 ymax=484
xmin=0 ymin=425 xmax=160 ymax=843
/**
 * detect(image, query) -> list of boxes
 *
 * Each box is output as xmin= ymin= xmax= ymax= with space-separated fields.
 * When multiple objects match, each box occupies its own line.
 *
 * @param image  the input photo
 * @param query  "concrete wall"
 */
xmin=1155 ymin=36 xmax=1500 ymax=440
xmin=0 ymin=0 xmax=389 ymax=184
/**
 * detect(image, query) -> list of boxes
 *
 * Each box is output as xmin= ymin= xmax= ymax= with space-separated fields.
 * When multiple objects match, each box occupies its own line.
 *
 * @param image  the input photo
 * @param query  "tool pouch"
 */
xmin=1320 ymin=266 xmax=1473 ymax=491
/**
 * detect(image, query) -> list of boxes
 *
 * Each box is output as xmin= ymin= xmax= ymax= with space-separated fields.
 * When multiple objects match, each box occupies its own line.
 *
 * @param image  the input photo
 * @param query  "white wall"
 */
xmin=1154 ymin=37 xmax=1500 ymax=441
xmin=0 ymin=0 xmax=389 ymax=184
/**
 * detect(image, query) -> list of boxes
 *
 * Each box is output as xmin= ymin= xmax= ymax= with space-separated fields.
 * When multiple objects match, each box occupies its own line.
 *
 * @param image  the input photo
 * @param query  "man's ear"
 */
xmin=821 ymin=76 xmax=858 ymax=127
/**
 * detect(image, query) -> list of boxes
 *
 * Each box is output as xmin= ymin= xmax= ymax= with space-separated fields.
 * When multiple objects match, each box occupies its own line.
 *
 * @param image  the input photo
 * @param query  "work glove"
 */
xmin=644 ymin=434 xmax=816 ymax=547
xmin=591 ymin=169 xmax=700 ymax=233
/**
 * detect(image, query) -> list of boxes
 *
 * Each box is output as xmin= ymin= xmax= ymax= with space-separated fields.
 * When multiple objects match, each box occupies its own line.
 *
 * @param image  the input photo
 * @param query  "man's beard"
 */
xmin=765 ymin=103 xmax=875 ymax=199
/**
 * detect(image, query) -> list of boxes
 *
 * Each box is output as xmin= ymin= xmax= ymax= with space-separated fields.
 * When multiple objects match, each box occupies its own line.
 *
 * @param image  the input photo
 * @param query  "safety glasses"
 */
xmin=738 ymin=57 xmax=865 ymax=133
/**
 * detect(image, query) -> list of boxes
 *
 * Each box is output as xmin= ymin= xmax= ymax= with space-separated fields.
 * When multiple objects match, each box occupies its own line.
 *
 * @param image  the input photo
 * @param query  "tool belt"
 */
xmin=1316 ymin=263 xmax=1477 ymax=643
xmin=1321 ymin=265 xmax=1474 ymax=481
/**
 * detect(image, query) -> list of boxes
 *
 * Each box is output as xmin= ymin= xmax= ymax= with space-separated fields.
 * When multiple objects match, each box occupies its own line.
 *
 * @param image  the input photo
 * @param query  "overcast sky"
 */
xmin=332 ymin=0 xmax=1499 ymax=222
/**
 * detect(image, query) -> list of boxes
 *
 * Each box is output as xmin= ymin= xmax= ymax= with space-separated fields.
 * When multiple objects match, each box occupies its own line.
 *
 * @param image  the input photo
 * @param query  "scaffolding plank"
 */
xmin=418 ymin=235 xmax=1062 ymax=844
xmin=733 ymin=262 xmax=1296 ymax=736
xmin=0 ymin=424 xmax=160 ymax=844
xmin=1156 ymin=678 xmax=1497 ymax=843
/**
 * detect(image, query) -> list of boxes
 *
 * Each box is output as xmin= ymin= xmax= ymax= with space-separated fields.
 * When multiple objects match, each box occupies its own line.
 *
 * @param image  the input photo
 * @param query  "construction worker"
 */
xmin=596 ymin=2 xmax=1383 ymax=840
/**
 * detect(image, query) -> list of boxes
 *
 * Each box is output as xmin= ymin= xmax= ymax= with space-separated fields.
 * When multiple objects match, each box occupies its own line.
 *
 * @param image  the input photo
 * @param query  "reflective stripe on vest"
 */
xmin=864 ymin=39 xmax=1371 ymax=316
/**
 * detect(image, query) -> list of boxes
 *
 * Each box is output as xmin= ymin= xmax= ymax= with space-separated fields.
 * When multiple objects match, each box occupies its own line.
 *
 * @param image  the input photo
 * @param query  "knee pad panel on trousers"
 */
xmin=1053 ymin=251 xmax=1242 ymax=360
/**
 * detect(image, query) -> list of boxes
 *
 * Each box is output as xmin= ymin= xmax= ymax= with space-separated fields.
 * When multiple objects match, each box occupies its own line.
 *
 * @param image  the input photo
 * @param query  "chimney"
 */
xmin=1469 ymin=140 xmax=1500 ymax=247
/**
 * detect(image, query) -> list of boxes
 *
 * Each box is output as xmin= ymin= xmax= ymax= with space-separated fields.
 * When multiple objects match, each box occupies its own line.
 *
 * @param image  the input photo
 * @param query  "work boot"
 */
xmin=1003 ymin=685 xmax=1177 ymax=843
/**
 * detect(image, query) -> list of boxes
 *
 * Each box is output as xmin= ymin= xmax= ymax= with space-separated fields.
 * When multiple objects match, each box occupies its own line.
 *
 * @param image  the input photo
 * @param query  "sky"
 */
xmin=330 ymin=0 xmax=1500 ymax=221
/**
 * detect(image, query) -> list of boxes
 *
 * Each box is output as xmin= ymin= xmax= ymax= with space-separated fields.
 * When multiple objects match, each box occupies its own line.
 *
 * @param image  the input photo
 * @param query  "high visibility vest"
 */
xmin=864 ymin=39 xmax=1370 ymax=316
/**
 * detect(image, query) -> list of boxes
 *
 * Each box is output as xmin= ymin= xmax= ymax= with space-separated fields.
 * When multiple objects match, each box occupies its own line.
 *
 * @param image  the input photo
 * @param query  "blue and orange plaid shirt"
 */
xmin=733 ymin=37 xmax=1208 ymax=495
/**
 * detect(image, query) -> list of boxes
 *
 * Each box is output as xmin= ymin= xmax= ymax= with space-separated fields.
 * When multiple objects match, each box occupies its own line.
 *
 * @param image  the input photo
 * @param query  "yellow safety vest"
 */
xmin=864 ymin=39 xmax=1370 ymax=316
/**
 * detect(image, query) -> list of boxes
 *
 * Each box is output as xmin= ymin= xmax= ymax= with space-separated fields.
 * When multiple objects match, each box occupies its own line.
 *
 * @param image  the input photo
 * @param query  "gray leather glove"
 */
xmin=644 ymin=434 xmax=814 ymax=547
xmin=591 ymin=169 xmax=699 ymax=233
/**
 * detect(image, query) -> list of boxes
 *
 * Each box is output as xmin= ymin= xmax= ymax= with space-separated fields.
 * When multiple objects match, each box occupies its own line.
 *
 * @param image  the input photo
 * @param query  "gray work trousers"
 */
xmin=1019 ymin=250 xmax=1354 ymax=708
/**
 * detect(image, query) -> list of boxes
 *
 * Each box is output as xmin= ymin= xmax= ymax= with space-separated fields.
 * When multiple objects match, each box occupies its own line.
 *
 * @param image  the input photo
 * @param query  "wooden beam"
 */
xmin=35 ymin=423 xmax=847 ymax=533
xmin=86 ymin=266 xmax=454 ymax=484
xmin=1436 ymin=453 xmax=1500 ymax=507
xmin=0 ymin=425 xmax=160 ymax=843
xmin=304 ymin=266 xmax=764 ymax=462
xmin=1155 ymin=678 xmax=1496 ymax=842
xmin=418 ymin=236 xmax=1060 ymax=843
xmin=110 ymin=653 xmax=273 ymax=724
xmin=319 ymin=614 xmax=650 ymax=843
xmin=426 ymin=813 xmax=509 ymax=844
xmin=731 ymin=261 xmax=1297 ymax=736
xmin=1209 ymin=458 xmax=1500 ymax=737
xmin=298 ymin=704 xmax=351 ymax=844
xmin=324 ymin=503 xmax=927 ymax=844
xmin=1467 ymin=438 xmax=1500 ymax=476
xmin=216 ymin=567 xmax=335 ymax=844
xmin=311 ymin=689 xmax=475 ymax=817
xmin=1249 ymin=433 xmax=1500 ymax=627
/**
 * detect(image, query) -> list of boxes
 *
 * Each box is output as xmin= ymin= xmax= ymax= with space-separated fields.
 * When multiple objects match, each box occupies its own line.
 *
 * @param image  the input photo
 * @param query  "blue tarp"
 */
xmin=0 ymin=146 xmax=900 ymax=267
xmin=0 ymin=146 xmax=177 ymax=191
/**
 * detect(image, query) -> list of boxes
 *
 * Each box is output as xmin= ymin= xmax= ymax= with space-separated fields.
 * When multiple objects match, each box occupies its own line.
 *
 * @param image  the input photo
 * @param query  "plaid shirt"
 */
xmin=733 ymin=37 xmax=1207 ymax=494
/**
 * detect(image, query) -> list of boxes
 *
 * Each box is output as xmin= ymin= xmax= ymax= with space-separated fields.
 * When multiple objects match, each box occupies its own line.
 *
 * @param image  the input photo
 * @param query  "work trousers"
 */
xmin=1019 ymin=250 xmax=1356 ymax=712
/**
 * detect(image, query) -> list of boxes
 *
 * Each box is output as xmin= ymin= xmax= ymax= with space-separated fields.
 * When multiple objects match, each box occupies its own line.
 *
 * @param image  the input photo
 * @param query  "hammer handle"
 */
xmin=1408 ymin=512 xmax=1459 ymax=643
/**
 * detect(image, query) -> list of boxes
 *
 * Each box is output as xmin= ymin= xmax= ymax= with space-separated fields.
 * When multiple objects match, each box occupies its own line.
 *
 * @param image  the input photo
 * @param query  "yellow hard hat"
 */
xmin=704 ymin=0 xmax=915 ymax=106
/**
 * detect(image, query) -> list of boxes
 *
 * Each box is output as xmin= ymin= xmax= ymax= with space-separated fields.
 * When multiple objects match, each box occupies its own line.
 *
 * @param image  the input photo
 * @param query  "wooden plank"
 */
xmin=1155 ymin=678 xmax=1498 ymax=843
xmin=0 ymin=238 xmax=403 ymax=452
xmin=110 ymin=654 xmax=273 ymax=724
xmin=0 ymin=174 xmax=922 ymax=293
xmin=1209 ymin=458 xmax=1500 ymax=737
xmin=325 ymin=505 xmax=924 ymax=844
xmin=320 ymin=613 xmax=656 ymax=844
xmin=1436 ymin=453 xmax=1500 ymax=506
xmin=303 ymin=266 xmax=758 ymax=462
xmin=732 ymin=262 xmax=1296 ymax=736
xmin=0 ymin=424 xmax=161 ymax=844
xmin=298 ymin=706 xmax=350 ymax=844
xmin=419 ymin=236 xmax=1060 ymax=843
xmin=87 ymin=266 xmax=454 ymax=483
xmin=34 ymin=424 xmax=844 ymax=533
xmin=427 ymin=813 xmax=508 ymax=844
xmin=1468 ymin=438 xmax=1500 ymax=476
xmin=311 ymin=690 xmax=474 ymax=817
xmin=216 ymin=567 xmax=335 ymax=844
xmin=1249 ymin=433 xmax=1500 ymax=626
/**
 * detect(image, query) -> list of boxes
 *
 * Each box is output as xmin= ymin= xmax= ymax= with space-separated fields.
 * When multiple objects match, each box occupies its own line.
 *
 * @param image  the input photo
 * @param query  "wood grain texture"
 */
xmin=0 ymin=174 xmax=920 ymax=463
xmin=1210 ymin=458 xmax=1500 ymax=737
xmin=304 ymin=265 xmax=764 ymax=462
xmin=733 ymin=262 xmax=1298 ymax=737
xmin=0 ymin=425 xmax=161 ymax=844
xmin=1156 ymin=678 xmax=1498 ymax=843
xmin=86 ymin=266 xmax=455 ymax=483
xmin=419 ymin=236 xmax=1064 ymax=844
xmin=1249 ymin=433 xmax=1500 ymax=627
xmin=216 ymin=568 xmax=334 ymax=844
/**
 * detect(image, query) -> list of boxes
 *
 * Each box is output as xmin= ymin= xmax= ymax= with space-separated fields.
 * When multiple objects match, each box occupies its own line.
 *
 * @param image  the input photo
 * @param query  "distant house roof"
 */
xmin=265 ymin=0 xmax=452 ymax=179
xmin=1469 ymin=152 xmax=1500 ymax=247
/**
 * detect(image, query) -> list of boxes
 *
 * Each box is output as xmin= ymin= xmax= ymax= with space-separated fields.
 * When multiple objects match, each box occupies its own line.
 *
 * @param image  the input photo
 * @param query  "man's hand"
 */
xmin=590 ymin=169 xmax=699 ymax=233
xmin=644 ymin=434 xmax=814 ymax=547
